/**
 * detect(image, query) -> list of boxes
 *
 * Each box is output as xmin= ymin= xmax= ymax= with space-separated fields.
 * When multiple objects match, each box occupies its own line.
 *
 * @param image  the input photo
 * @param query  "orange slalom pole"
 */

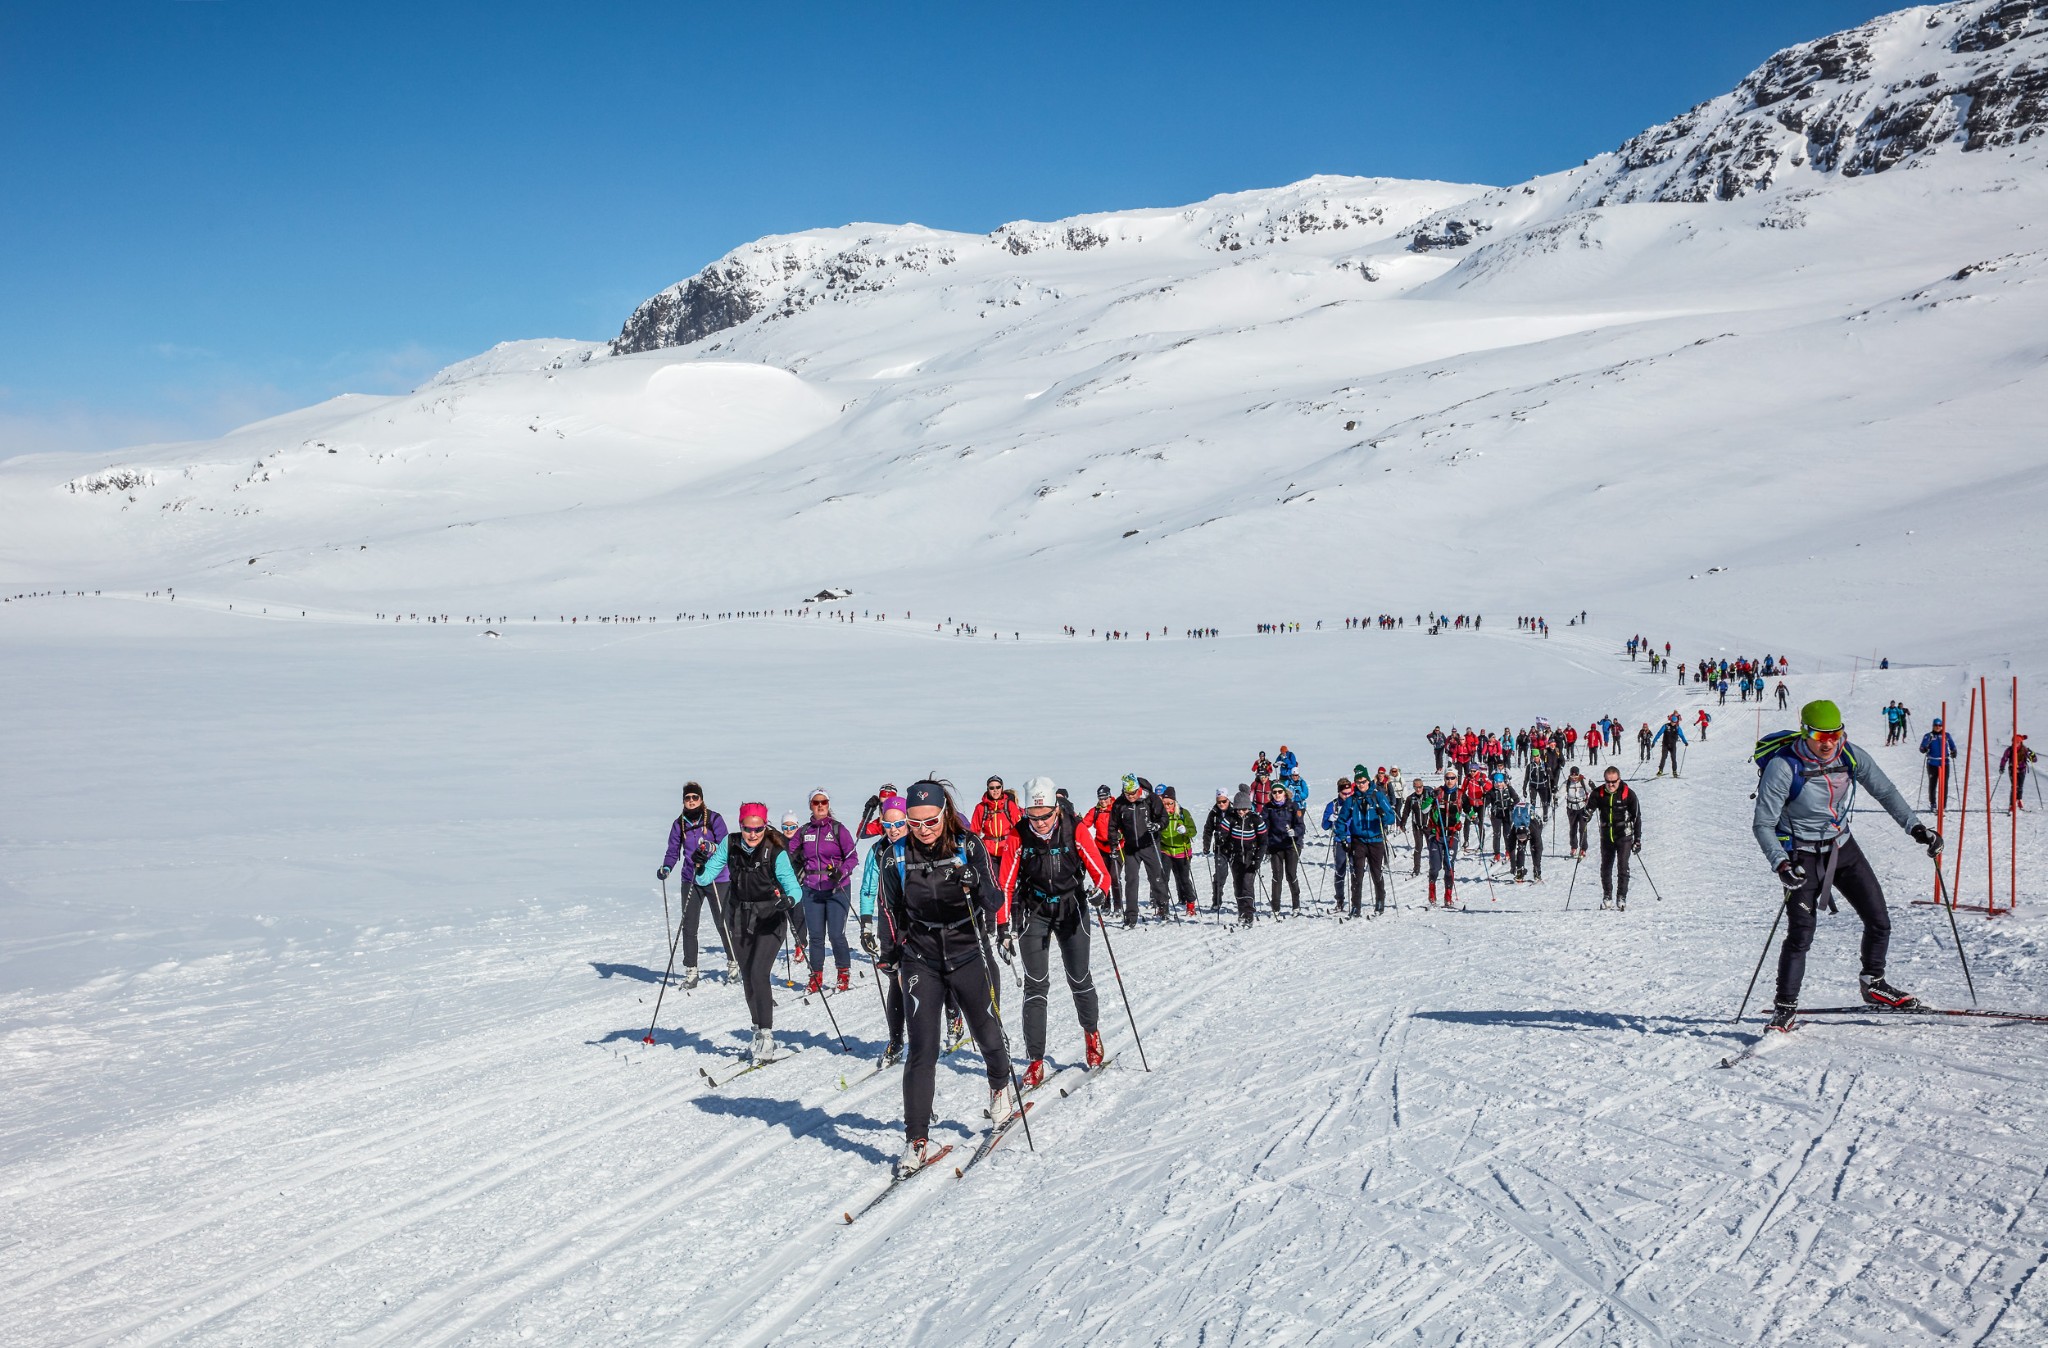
xmin=1952 ymin=686 xmax=1975 ymax=911
xmin=1934 ymin=699 xmax=1949 ymax=905
xmin=1981 ymin=677 xmax=1994 ymax=916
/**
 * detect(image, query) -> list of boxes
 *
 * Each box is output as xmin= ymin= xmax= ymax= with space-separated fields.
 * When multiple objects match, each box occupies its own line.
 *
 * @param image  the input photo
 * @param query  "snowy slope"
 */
xmin=3 ymin=1 xmax=2045 ymax=662
xmin=7 ymin=7 xmax=2048 ymax=1343
xmin=4 ymin=607 xmax=2047 ymax=1346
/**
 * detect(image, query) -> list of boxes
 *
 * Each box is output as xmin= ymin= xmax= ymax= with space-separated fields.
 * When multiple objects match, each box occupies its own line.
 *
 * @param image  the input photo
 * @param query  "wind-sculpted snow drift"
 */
xmin=4 ymin=0 xmax=2046 ymax=655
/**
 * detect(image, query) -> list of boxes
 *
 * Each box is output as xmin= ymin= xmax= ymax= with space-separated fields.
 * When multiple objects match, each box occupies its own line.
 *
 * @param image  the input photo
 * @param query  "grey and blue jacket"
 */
xmin=1751 ymin=737 xmax=1916 ymax=867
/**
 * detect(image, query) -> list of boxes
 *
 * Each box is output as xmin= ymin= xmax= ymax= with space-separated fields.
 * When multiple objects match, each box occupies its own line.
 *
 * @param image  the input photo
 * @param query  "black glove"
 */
xmin=1631 ymin=841 xmax=1641 ymax=856
xmin=859 ymin=917 xmax=879 ymax=957
xmin=959 ymin=866 xmax=978 ymax=896
xmin=1776 ymin=858 xmax=1806 ymax=888
xmin=691 ymin=842 xmax=712 ymax=866
xmin=875 ymin=958 xmax=896 ymax=977
xmin=656 ymin=865 xmax=671 ymax=881
xmin=1910 ymin=824 xmax=1943 ymax=857
xmin=864 ymin=793 xmax=881 ymax=816
xmin=997 ymin=924 xmax=1016 ymax=963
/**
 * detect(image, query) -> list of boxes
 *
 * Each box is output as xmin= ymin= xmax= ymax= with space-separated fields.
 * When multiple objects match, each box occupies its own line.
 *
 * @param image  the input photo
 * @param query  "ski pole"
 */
xmin=1093 ymin=908 xmax=1152 ymax=1071
xmin=1565 ymin=851 xmax=1583 ymax=910
xmin=643 ymin=882 xmax=691 ymax=1044
xmin=1633 ymin=849 xmax=1665 ymax=902
xmin=703 ymin=878 xmax=736 ymax=976
xmin=1932 ymin=865 xmax=1979 ymax=1006
xmin=868 ymin=946 xmax=895 ymax=1057
xmin=812 ymin=982 xmax=850 ymax=1054
xmin=1732 ymin=895 xmax=1787 ymax=1024
xmin=968 ymin=905 xmax=1036 ymax=1150
xmin=661 ymin=874 xmax=673 ymax=952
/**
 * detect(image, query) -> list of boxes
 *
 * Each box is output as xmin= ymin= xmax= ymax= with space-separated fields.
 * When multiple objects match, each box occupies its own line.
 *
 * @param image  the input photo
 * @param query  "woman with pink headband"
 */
xmin=692 ymin=801 xmax=804 ymax=1063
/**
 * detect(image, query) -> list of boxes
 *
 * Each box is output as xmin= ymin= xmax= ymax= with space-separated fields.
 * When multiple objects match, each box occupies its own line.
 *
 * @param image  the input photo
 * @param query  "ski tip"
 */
xmin=952 ymin=1165 xmax=964 ymax=1178
xmin=842 ymin=1212 xmax=854 ymax=1224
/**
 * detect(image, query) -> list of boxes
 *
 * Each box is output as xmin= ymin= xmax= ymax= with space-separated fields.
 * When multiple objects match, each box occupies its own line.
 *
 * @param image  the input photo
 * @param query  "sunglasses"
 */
xmin=683 ymin=793 xmax=702 ymax=800
xmin=811 ymin=798 xmax=831 ymax=806
xmin=740 ymin=823 xmax=767 ymax=833
xmin=906 ymin=816 xmax=944 ymax=831
xmin=881 ymin=818 xmax=908 ymax=831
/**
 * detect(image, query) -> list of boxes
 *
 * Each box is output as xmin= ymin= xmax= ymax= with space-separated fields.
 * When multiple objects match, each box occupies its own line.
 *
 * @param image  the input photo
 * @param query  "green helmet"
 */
xmin=1800 ymin=699 xmax=1844 ymax=733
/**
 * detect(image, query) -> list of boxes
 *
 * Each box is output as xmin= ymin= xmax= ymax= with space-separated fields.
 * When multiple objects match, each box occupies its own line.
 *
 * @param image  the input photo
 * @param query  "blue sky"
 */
xmin=1 ymin=1 xmax=1896 ymax=457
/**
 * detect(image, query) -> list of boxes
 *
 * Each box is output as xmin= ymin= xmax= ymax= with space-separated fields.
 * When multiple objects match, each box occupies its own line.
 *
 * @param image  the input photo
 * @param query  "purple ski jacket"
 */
xmin=786 ymin=816 xmax=857 ymax=892
xmin=662 ymin=809 xmax=729 ymax=884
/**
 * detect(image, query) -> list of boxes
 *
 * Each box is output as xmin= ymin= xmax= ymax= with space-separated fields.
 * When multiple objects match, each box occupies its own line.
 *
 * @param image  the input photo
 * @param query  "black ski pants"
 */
xmin=1228 ymin=854 xmax=1259 ymax=922
xmin=1567 ymin=808 xmax=1589 ymax=854
xmin=1209 ymin=850 xmax=1229 ymax=907
xmin=1599 ymin=837 xmax=1632 ymax=900
xmin=1775 ymin=836 xmax=1890 ymax=1006
xmin=679 ymin=880 xmax=729 ymax=969
xmin=1266 ymin=842 xmax=1301 ymax=908
xmin=1433 ymin=744 xmax=1445 ymax=771
xmin=1409 ymin=821 xmax=1426 ymax=874
xmin=901 ymin=944 xmax=1009 ymax=1145
xmin=733 ymin=900 xmax=789 ymax=1030
xmin=1490 ymin=808 xmax=1512 ymax=856
xmin=1164 ymin=853 xmax=1198 ymax=909
xmin=1123 ymin=847 xmax=1167 ymax=922
xmin=1018 ymin=909 xmax=1099 ymax=1060
xmin=1926 ymin=764 xmax=1948 ymax=811
xmin=882 ymin=968 xmax=958 ymax=1047
xmin=1657 ymin=741 xmax=1681 ymax=775
xmin=1346 ymin=839 xmax=1387 ymax=913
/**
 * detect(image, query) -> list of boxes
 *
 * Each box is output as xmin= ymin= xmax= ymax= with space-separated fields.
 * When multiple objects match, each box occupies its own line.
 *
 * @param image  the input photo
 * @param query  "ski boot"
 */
xmin=1085 ymin=1029 xmax=1105 ymax=1068
xmin=1442 ymin=885 xmax=1457 ymax=910
xmin=1185 ymin=902 xmax=1197 ymax=917
xmin=1617 ymin=897 xmax=1627 ymax=912
xmin=1427 ymin=881 xmax=1437 ymax=906
xmin=897 ymin=1137 xmax=936 ymax=1179
xmin=806 ymin=969 xmax=824 ymax=995
xmin=1766 ymin=1002 xmax=1799 ymax=1033
xmin=751 ymin=1027 xmax=776 ymax=1061
xmin=1860 ymin=974 xmax=1920 ymax=1010
xmin=1349 ymin=904 xmax=1362 ymax=919
xmin=836 ymin=966 xmax=851 ymax=993
xmin=1022 ymin=1058 xmax=1047 ymax=1090
xmin=681 ymin=966 xmax=699 ymax=990
xmin=990 ymin=1082 xmax=1021 ymax=1125
xmin=725 ymin=957 xmax=739 ymax=981
xmin=947 ymin=1012 xmax=965 ymax=1045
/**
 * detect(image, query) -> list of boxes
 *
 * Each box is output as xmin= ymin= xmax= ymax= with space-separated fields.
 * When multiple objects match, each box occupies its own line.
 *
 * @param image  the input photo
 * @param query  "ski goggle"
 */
xmin=1807 ymin=727 xmax=1845 ymax=747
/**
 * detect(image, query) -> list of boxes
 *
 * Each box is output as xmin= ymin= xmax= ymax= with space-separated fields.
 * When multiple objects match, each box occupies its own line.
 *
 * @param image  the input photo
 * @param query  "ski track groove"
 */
xmin=365 ymin=1053 xmax=909 ymax=1348
xmin=63 ymin=1050 xmax=733 ymax=1348
xmin=0 ymin=1052 xmax=622 ymax=1314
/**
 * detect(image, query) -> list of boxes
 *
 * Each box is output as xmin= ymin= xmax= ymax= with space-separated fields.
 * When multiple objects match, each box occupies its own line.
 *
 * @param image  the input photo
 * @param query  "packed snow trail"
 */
xmin=4 ymin=606 xmax=2047 ymax=1345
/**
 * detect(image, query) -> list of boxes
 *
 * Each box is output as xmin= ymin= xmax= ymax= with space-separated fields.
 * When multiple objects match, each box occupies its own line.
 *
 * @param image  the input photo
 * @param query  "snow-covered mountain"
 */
xmin=5 ymin=0 xmax=2046 ymax=654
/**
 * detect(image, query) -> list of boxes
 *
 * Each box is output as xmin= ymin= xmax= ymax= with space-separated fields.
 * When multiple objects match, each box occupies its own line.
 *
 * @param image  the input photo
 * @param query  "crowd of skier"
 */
xmin=636 ymin=632 xmax=2037 ymax=1182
